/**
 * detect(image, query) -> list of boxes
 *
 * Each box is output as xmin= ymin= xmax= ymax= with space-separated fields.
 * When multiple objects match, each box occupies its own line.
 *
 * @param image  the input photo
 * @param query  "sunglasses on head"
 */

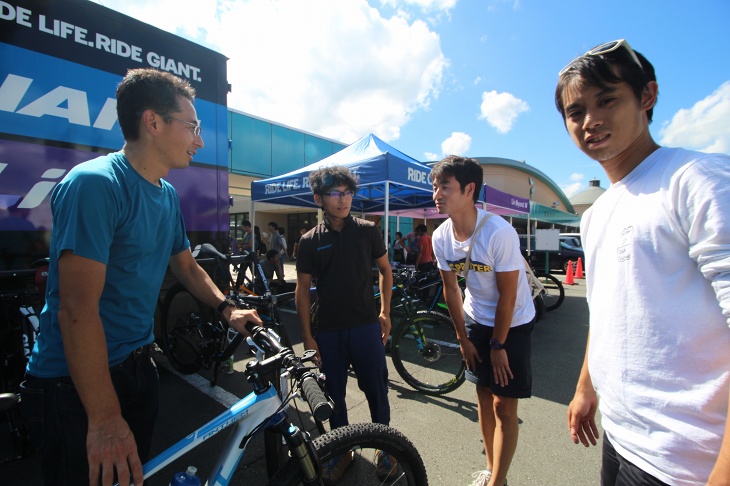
xmin=559 ymin=39 xmax=643 ymax=76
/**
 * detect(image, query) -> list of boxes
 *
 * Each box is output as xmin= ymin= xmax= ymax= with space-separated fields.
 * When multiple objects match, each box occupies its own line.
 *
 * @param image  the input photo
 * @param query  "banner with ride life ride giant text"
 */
xmin=0 ymin=0 xmax=229 ymax=269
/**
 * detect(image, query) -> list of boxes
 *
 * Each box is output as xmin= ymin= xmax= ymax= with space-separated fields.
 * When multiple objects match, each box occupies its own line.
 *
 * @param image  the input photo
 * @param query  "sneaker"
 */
xmin=321 ymin=450 xmax=354 ymax=485
xmin=375 ymin=449 xmax=399 ymax=482
xmin=469 ymin=469 xmax=507 ymax=486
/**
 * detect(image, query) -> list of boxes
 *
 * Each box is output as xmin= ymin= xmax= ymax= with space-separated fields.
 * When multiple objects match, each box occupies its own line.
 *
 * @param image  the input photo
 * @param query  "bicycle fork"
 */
xmin=268 ymin=418 xmax=322 ymax=485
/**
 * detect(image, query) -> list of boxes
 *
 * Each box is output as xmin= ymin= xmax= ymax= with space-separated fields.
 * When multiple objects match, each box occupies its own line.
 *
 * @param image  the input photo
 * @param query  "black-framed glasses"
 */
xmin=166 ymin=115 xmax=202 ymax=137
xmin=559 ymin=39 xmax=643 ymax=76
xmin=322 ymin=190 xmax=355 ymax=199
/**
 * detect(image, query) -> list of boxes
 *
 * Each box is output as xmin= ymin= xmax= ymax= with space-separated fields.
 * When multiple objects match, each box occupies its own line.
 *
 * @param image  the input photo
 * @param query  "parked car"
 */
xmin=519 ymin=235 xmax=584 ymax=274
xmin=559 ymin=233 xmax=582 ymax=248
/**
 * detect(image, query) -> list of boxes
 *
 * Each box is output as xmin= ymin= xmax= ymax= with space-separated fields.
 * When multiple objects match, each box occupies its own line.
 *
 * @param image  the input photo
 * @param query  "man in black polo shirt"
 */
xmin=295 ymin=165 xmax=395 ymax=483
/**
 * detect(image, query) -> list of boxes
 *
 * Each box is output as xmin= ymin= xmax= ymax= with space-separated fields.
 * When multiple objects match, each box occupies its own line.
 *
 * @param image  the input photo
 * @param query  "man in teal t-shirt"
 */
xmin=22 ymin=68 xmax=261 ymax=486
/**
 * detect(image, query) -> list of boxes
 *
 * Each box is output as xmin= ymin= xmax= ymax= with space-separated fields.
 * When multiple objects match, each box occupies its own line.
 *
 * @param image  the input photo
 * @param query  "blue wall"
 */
xmin=229 ymin=111 xmax=346 ymax=177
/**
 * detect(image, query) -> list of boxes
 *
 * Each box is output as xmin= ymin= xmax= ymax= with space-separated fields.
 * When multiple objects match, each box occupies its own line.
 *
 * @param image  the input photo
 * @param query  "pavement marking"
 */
xmin=153 ymin=353 xmax=240 ymax=409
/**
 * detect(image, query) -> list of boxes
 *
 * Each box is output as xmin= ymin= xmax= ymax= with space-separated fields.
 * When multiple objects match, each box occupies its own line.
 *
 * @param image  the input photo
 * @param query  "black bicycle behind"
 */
xmin=0 ymin=259 xmax=48 ymax=464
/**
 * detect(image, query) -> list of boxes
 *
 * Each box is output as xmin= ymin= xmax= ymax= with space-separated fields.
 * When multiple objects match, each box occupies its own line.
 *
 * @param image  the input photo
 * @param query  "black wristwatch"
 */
xmin=489 ymin=338 xmax=505 ymax=350
xmin=216 ymin=299 xmax=236 ymax=315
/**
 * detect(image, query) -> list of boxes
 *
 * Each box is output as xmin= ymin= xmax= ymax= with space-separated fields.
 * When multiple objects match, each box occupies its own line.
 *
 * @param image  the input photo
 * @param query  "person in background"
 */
xmin=392 ymin=231 xmax=406 ymax=265
xmin=260 ymin=249 xmax=290 ymax=293
xmin=295 ymin=165 xmax=396 ymax=484
xmin=240 ymin=220 xmax=253 ymax=253
xmin=431 ymin=155 xmax=535 ymax=486
xmin=268 ymin=221 xmax=285 ymax=277
xmin=557 ymin=39 xmax=730 ymax=485
xmin=404 ymin=231 xmax=420 ymax=266
xmin=414 ymin=224 xmax=435 ymax=272
xmin=20 ymin=68 xmax=261 ymax=486
xmin=277 ymin=226 xmax=288 ymax=262
xmin=254 ymin=225 xmax=265 ymax=256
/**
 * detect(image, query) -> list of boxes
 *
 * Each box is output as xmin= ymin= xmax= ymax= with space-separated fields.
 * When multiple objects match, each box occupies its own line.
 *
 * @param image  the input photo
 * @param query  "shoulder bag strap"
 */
xmin=462 ymin=213 xmax=493 ymax=280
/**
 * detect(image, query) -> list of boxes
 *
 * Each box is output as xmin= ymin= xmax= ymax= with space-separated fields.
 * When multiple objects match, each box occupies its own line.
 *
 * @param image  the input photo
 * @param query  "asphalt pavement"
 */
xmin=0 ymin=264 xmax=601 ymax=485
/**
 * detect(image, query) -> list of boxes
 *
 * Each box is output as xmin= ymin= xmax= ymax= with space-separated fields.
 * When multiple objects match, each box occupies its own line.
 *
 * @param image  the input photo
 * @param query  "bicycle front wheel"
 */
xmin=268 ymin=422 xmax=428 ymax=485
xmin=391 ymin=311 xmax=465 ymax=395
xmin=537 ymin=273 xmax=565 ymax=311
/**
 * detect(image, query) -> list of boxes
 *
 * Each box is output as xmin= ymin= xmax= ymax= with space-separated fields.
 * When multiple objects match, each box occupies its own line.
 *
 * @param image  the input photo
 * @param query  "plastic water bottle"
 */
xmin=170 ymin=466 xmax=201 ymax=486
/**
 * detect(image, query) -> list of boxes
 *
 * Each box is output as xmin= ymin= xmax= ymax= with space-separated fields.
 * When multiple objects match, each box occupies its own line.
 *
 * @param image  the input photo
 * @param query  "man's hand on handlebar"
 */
xmin=223 ymin=307 xmax=262 ymax=336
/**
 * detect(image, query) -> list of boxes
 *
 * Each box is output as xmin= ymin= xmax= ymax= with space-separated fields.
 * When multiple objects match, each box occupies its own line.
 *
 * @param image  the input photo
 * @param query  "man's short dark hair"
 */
xmin=268 ymin=221 xmax=278 ymax=230
xmin=555 ymin=47 xmax=657 ymax=124
xmin=430 ymin=156 xmax=483 ymax=203
xmin=266 ymin=249 xmax=279 ymax=261
xmin=242 ymin=221 xmax=251 ymax=229
xmin=116 ymin=68 xmax=196 ymax=142
xmin=416 ymin=224 xmax=427 ymax=233
xmin=308 ymin=165 xmax=358 ymax=195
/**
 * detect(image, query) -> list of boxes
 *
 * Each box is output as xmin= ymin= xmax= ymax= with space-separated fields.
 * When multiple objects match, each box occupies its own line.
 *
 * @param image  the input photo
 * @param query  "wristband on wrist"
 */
xmin=216 ymin=299 xmax=236 ymax=314
xmin=489 ymin=338 xmax=505 ymax=350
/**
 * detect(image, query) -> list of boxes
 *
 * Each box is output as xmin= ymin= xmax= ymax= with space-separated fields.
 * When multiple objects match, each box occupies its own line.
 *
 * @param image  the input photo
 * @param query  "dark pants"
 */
xmin=21 ymin=353 xmax=160 ymax=485
xmin=601 ymin=435 xmax=668 ymax=486
xmin=315 ymin=323 xmax=390 ymax=429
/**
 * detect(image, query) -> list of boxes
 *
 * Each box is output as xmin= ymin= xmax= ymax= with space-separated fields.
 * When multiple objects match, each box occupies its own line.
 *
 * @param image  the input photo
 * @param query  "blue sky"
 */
xmin=94 ymin=0 xmax=730 ymax=198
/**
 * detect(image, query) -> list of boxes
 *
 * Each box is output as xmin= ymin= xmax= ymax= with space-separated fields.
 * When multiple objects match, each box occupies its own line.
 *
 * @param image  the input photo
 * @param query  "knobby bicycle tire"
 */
xmin=268 ymin=422 xmax=428 ymax=485
xmin=390 ymin=311 xmax=465 ymax=396
xmin=536 ymin=273 xmax=565 ymax=311
xmin=161 ymin=284 xmax=212 ymax=374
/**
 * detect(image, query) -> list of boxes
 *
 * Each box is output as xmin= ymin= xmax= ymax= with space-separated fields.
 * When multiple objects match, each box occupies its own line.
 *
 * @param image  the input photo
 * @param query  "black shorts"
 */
xmin=465 ymin=314 xmax=534 ymax=398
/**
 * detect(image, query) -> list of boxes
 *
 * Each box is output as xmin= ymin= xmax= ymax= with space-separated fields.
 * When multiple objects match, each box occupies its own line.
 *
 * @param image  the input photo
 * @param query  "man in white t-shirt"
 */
xmin=557 ymin=39 xmax=730 ymax=485
xmin=431 ymin=155 xmax=535 ymax=486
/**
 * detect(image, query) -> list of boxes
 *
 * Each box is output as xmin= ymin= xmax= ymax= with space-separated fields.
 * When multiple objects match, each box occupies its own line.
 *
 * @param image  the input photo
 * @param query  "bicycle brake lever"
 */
xmin=245 ymin=336 xmax=265 ymax=356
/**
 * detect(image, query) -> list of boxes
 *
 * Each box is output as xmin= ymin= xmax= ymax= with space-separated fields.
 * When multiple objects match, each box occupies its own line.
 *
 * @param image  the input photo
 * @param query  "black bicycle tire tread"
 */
xmin=391 ymin=314 xmax=465 ymax=396
xmin=267 ymin=422 xmax=428 ymax=485
xmin=535 ymin=273 xmax=565 ymax=311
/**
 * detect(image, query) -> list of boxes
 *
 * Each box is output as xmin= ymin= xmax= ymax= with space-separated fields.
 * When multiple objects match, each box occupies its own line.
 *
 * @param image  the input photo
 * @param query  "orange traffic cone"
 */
xmin=564 ymin=260 xmax=576 ymax=285
xmin=575 ymin=257 xmax=585 ymax=279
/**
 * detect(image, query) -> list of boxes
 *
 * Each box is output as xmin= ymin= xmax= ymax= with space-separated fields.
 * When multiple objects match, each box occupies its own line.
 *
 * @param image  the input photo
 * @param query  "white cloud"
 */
xmin=659 ymin=81 xmax=730 ymax=154
xmin=380 ymin=0 xmax=458 ymax=13
xmin=478 ymin=90 xmax=529 ymax=134
xmin=441 ymin=132 xmax=472 ymax=155
xmin=560 ymin=182 xmax=583 ymax=197
xmin=424 ymin=151 xmax=439 ymax=161
xmin=94 ymin=0 xmax=447 ymax=144
xmin=473 ymin=76 xmax=482 ymax=86
xmin=560 ymin=173 xmax=584 ymax=197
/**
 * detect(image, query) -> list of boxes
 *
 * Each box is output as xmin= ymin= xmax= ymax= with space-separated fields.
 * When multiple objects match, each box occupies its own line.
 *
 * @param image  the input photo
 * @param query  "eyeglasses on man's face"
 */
xmin=322 ymin=190 xmax=355 ymax=199
xmin=558 ymin=39 xmax=643 ymax=76
xmin=166 ymin=115 xmax=202 ymax=137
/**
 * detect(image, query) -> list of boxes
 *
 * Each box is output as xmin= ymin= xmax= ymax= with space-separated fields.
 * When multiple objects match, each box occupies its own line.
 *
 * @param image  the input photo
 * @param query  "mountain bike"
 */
xmin=0 ymin=260 xmax=48 ymax=463
xmin=380 ymin=269 xmax=466 ymax=396
xmin=160 ymin=244 xmax=307 ymax=476
xmin=138 ymin=323 xmax=428 ymax=485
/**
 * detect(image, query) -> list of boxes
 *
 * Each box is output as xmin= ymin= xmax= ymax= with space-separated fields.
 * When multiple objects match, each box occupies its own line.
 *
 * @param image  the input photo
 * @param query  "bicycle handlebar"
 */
xmin=244 ymin=323 xmax=333 ymax=421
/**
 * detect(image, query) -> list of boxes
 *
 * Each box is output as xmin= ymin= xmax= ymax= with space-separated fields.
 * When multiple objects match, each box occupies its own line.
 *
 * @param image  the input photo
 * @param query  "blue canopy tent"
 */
xmin=250 ymin=133 xmax=434 ymax=246
xmin=378 ymin=184 xmax=531 ymax=219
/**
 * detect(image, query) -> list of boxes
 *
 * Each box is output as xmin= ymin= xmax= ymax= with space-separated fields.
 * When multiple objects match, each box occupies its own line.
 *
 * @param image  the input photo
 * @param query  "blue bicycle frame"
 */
xmin=143 ymin=384 xmax=284 ymax=484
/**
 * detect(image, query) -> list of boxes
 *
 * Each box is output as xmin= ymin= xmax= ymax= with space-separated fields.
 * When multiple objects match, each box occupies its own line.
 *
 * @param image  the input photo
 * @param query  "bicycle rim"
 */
xmin=391 ymin=312 xmax=465 ymax=395
xmin=268 ymin=423 xmax=428 ymax=485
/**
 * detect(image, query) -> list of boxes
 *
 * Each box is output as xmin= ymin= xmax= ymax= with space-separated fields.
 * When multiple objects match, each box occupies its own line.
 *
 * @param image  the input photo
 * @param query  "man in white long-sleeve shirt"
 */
xmin=556 ymin=39 xmax=730 ymax=486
